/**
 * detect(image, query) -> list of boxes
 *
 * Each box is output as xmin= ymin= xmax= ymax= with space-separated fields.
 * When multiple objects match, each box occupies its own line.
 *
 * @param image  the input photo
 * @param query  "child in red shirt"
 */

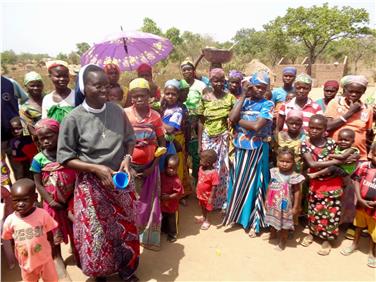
xmin=2 ymin=179 xmax=58 ymax=281
xmin=340 ymin=143 xmax=376 ymax=268
xmin=160 ymin=154 xmax=184 ymax=242
xmin=195 ymin=149 xmax=220 ymax=230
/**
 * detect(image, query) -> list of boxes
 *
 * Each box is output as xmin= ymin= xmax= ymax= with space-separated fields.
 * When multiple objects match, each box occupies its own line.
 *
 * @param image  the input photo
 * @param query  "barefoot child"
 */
xmin=30 ymin=118 xmax=77 ymax=276
xmin=340 ymin=143 xmax=376 ymax=268
xmin=2 ymin=179 xmax=58 ymax=282
xmin=161 ymin=155 xmax=184 ymax=242
xmin=196 ymin=149 xmax=220 ymax=230
xmin=264 ymin=147 xmax=305 ymax=251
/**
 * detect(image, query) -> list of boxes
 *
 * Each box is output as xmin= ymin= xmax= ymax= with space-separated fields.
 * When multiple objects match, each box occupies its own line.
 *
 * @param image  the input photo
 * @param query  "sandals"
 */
xmin=201 ymin=221 xmax=211 ymax=230
xmin=300 ymin=235 xmax=313 ymax=247
xmin=345 ymin=229 xmax=355 ymax=240
xmin=340 ymin=246 xmax=357 ymax=256
xmin=367 ymin=257 xmax=376 ymax=268
xmin=317 ymin=241 xmax=331 ymax=256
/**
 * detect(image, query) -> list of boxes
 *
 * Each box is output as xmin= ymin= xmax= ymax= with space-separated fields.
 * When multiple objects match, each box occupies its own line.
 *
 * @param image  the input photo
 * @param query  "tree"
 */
xmin=56 ymin=52 xmax=68 ymax=61
xmin=141 ymin=17 xmax=163 ymax=36
xmin=76 ymin=42 xmax=90 ymax=56
xmin=68 ymin=52 xmax=80 ymax=65
xmin=267 ymin=3 xmax=370 ymax=74
xmin=165 ymin=27 xmax=183 ymax=62
xmin=1 ymin=50 xmax=17 ymax=64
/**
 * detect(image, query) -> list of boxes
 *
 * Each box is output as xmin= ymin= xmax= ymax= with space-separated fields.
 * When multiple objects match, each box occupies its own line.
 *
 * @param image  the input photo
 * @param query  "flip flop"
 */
xmin=317 ymin=247 xmax=331 ymax=256
xmin=340 ymin=246 xmax=357 ymax=256
xmin=345 ymin=229 xmax=355 ymax=240
xmin=248 ymin=229 xmax=257 ymax=238
xmin=300 ymin=235 xmax=313 ymax=247
xmin=201 ymin=221 xmax=211 ymax=230
xmin=367 ymin=257 xmax=376 ymax=268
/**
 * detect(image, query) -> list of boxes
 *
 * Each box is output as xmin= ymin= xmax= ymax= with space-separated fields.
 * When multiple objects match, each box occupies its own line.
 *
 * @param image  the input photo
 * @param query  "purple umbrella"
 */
xmin=81 ymin=31 xmax=173 ymax=71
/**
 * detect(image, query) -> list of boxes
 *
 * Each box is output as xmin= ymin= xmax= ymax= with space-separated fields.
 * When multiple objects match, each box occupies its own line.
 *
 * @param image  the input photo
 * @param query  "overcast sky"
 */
xmin=1 ymin=0 xmax=375 ymax=56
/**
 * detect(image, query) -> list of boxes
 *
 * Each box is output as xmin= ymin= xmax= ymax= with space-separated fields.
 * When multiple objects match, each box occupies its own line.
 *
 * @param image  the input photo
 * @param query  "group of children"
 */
xmin=1 ymin=60 xmax=376 ymax=282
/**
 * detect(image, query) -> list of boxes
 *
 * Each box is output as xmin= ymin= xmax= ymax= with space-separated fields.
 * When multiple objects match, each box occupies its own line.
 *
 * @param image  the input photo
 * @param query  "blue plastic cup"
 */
xmin=112 ymin=172 xmax=129 ymax=189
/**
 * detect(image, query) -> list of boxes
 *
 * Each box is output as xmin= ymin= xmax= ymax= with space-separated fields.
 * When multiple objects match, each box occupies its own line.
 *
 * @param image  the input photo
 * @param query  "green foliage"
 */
xmin=1 ymin=50 xmax=18 ymax=64
xmin=141 ymin=17 xmax=163 ymax=36
xmin=56 ymin=52 xmax=68 ymax=61
xmin=68 ymin=52 xmax=80 ymax=64
xmin=76 ymin=42 xmax=90 ymax=56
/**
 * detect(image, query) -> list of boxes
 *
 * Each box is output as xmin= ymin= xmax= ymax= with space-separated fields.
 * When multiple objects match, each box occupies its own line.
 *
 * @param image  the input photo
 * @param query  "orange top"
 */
xmin=325 ymin=97 xmax=373 ymax=160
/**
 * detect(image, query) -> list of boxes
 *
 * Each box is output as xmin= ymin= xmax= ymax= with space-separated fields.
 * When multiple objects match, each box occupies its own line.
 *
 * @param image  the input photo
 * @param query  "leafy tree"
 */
xmin=68 ymin=52 xmax=80 ymax=65
xmin=165 ymin=27 xmax=183 ymax=62
xmin=267 ymin=3 xmax=370 ymax=74
xmin=141 ymin=17 xmax=163 ymax=36
xmin=56 ymin=52 xmax=68 ymax=61
xmin=1 ymin=50 xmax=17 ymax=64
xmin=76 ymin=42 xmax=90 ymax=56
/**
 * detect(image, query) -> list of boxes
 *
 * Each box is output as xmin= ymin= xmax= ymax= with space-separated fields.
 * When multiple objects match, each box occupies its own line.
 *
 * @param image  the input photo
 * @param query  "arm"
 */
xmin=326 ymin=101 xmax=362 ymax=131
xmin=238 ymin=118 xmax=267 ymax=132
xmin=277 ymin=114 xmax=285 ymax=132
xmin=34 ymin=173 xmax=64 ymax=209
xmin=47 ymin=231 xmax=56 ymax=258
xmin=353 ymin=180 xmax=373 ymax=209
xmin=292 ymin=184 xmax=301 ymax=215
xmin=163 ymin=123 xmax=176 ymax=134
xmin=229 ymin=95 xmax=246 ymax=123
xmin=208 ymin=185 xmax=217 ymax=204
xmin=302 ymin=152 xmax=342 ymax=169
xmin=197 ymin=116 xmax=204 ymax=153
xmin=328 ymin=148 xmax=356 ymax=161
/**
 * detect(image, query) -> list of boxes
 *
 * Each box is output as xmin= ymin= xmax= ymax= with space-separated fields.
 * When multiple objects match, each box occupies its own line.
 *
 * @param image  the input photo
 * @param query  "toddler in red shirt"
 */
xmin=160 ymin=155 xmax=184 ymax=242
xmin=195 ymin=149 xmax=220 ymax=230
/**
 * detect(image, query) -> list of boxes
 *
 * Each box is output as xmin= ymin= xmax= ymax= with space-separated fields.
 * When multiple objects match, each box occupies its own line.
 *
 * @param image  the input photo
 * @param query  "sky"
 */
xmin=1 ymin=0 xmax=375 ymax=56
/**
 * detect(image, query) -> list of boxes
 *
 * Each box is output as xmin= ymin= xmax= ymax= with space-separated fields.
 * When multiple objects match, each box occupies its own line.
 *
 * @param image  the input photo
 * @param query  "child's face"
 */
xmin=277 ymin=153 xmax=294 ymax=173
xmin=211 ymin=75 xmax=225 ymax=93
xmin=11 ymin=186 xmax=37 ymax=217
xmin=285 ymin=92 xmax=295 ymax=102
xmin=164 ymin=87 xmax=179 ymax=106
xmin=37 ymin=128 xmax=58 ymax=151
xmin=295 ymin=82 xmax=311 ymax=102
xmin=308 ymin=118 xmax=326 ymax=139
xmin=26 ymin=80 xmax=43 ymax=97
xmin=228 ymin=78 xmax=241 ymax=93
xmin=106 ymin=70 xmax=120 ymax=84
xmin=199 ymin=154 xmax=214 ymax=169
xmin=166 ymin=159 xmax=178 ymax=177
xmin=286 ymin=117 xmax=303 ymax=135
xmin=49 ymin=66 xmax=70 ymax=90
xmin=107 ymin=87 xmax=123 ymax=102
xmin=323 ymin=86 xmax=338 ymax=101
xmin=337 ymin=131 xmax=354 ymax=150
xmin=11 ymin=121 xmax=23 ymax=137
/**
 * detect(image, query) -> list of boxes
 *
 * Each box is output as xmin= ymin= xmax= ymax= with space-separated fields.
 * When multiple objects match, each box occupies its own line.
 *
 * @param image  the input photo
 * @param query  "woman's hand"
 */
xmin=94 ymin=164 xmax=115 ymax=189
xmin=359 ymin=199 xmax=374 ymax=209
xmin=348 ymin=100 xmax=362 ymax=115
xmin=344 ymin=153 xmax=360 ymax=164
xmin=48 ymin=200 xmax=65 ymax=210
xmin=119 ymin=156 xmax=132 ymax=176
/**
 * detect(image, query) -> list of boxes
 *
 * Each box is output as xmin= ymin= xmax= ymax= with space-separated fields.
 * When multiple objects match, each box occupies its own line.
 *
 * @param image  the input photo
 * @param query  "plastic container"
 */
xmin=112 ymin=172 xmax=129 ymax=189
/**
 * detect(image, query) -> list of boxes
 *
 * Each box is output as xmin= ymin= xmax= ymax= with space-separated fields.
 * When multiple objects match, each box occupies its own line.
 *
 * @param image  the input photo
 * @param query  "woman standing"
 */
xmin=223 ymin=71 xmax=274 ymax=237
xmin=125 ymin=78 xmax=166 ymax=251
xmin=57 ymin=65 xmax=139 ymax=281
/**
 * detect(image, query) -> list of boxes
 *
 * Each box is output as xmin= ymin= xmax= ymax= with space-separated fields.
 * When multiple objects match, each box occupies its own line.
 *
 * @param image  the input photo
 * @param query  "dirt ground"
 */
xmin=2 ymin=87 xmax=376 ymax=281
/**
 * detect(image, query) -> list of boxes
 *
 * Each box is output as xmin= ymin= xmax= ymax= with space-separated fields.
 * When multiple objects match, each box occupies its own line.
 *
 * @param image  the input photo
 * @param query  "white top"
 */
xmin=190 ymin=79 xmax=207 ymax=94
xmin=41 ymin=89 xmax=75 ymax=118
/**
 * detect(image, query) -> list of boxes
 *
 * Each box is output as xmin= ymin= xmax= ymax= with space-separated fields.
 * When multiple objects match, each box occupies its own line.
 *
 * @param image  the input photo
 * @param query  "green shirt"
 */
xmin=197 ymin=92 xmax=236 ymax=136
xmin=336 ymin=146 xmax=359 ymax=175
xmin=30 ymin=152 xmax=52 ymax=173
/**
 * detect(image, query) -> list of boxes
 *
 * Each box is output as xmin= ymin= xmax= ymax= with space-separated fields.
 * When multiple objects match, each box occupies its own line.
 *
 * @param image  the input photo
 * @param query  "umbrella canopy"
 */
xmin=81 ymin=31 xmax=173 ymax=71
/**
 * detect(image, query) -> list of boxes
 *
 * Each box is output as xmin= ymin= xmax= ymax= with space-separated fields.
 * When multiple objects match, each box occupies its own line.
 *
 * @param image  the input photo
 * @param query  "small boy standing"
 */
xmin=2 ymin=179 xmax=58 ymax=281
xmin=160 ymin=155 xmax=184 ymax=242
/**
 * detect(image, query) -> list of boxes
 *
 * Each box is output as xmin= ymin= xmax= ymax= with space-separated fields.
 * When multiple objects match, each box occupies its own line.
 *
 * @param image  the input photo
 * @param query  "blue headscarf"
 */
xmin=250 ymin=70 xmax=270 ymax=85
xmin=164 ymin=79 xmax=180 ymax=90
xmin=282 ymin=67 xmax=297 ymax=76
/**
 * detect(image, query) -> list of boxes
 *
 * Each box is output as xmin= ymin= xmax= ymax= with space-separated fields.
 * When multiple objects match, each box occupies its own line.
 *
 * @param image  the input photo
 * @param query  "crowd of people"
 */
xmin=1 ymin=58 xmax=376 ymax=282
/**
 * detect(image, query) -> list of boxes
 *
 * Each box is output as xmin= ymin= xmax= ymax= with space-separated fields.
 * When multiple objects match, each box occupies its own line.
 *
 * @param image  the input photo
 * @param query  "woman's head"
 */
xmin=341 ymin=75 xmax=368 ymax=103
xmin=47 ymin=60 xmax=70 ymax=92
xmin=277 ymin=147 xmax=295 ymax=173
xmin=165 ymin=154 xmax=179 ymax=177
xmin=34 ymin=118 xmax=60 ymax=152
xmin=323 ymin=80 xmax=339 ymax=101
xmin=163 ymin=79 xmax=180 ymax=107
xmin=228 ymin=70 xmax=243 ymax=95
xmin=24 ymin=71 xmax=43 ymax=98
xmin=137 ymin=64 xmax=153 ymax=82
xmin=104 ymin=63 xmax=121 ymax=85
xmin=286 ymin=110 xmax=303 ymax=136
xmin=308 ymin=114 xmax=327 ymax=139
xmin=80 ymin=64 xmax=109 ymax=108
xmin=180 ymin=58 xmax=195 ymax=83
xmin=11 ymin=179 xmax=38 ymax=217
xmin=282 ymin=67 xmax=297 ymax=87
xmin=129 ymin=78 xmax=150 ymax=109
xmin=294 ymin=73 xmax=312 ymax=102
xmin=210 ymin=68 xmax=225 ymax=94
xmin=249 ymin=70 xmax=270 ymax=100
xmin=200 ymin=149 xmax=217 ymax=169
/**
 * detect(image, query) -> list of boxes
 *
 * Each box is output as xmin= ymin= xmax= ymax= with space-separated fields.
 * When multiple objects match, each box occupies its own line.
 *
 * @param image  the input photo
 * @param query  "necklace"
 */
xmin=101 ymin=108 xmax=107 ymax=139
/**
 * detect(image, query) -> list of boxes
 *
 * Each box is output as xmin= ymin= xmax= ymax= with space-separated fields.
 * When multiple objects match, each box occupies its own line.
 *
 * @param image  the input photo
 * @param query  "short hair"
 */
xmin=202 ymin=87 xmax=214 ymax=95
xmin=309 ymin=114 xmax=327 ymax=126
xmin=277 ymin=146 xmax=295 ymax=160
xmin=10 ymin=116 xmax=21 ymax=124
xmin=165 ymin=154 xmax=179 ymax=168
xmin=338 ymin=128 xmax=355 ymax=139
xmin=83 ymin=65 xmax=105 ymax=85
xmin=201 ymin=149 xmax=217 ymax=164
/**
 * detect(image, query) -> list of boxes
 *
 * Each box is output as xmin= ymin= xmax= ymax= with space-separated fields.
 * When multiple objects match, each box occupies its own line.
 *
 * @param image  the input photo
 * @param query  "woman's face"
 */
xmin=228 ymin=78 xmax=241 ymax=93
xmin=282 ymin=73 xmax=296 ymax=86
xmin=181 ymin=65 xmax=194 ymax=82
xmin=85 ymin=71 xmax=110 ymax=108
xmin=164 ymin=86 xmax=179 ymax=106
xmin=26 ymin=80 xmax=43 ymax=98
xmin=344 ymin=83 xmax=366 ymax=103
xmin=295 ymin=82 xmax=311 ymax=102
xmin=130 ymin=88 xmax=150 ymax=108
xmin=323 ymin=86 xmax=338 ymax=101
xmin=49 ymin=66 xmax=70 ymax=91
xmin=211 ymin=75 xmax=225 ymax=93
xmin=251 ymin=84 xmax=267 ymax=100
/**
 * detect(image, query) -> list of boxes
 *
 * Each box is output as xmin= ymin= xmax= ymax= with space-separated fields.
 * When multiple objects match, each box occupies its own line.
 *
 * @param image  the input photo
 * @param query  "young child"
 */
xmin=228 ymin=70 xmax=243 ymax=99
xmin=195 ymin=149 xmax=220 ymax=230
xmin=264 ymin=147 xmax=305 ymax=251
xmin=2 ymin=179 xmax=58 ymax=282
xmin=30 ymin=118 xmax=77 ymax=275
xmin=160 ymin=155 xmax=184 ymax=242
xmin=340 ymin=143 xmax=376 ymax=268
xmin=42 ymin=60 xmax=75 ymax=123
xmin=285 ymin=92 xmax=296 ymax=103
xmin=9 ymin=116 xmax=38 ymax=180
xmin=107 ymin=83 xmax=124 ymax=106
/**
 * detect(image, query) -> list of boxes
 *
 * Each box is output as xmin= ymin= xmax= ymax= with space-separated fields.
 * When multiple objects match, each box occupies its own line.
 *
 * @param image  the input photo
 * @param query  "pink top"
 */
xmin=2 ymin=207 xmax=58 ymax=272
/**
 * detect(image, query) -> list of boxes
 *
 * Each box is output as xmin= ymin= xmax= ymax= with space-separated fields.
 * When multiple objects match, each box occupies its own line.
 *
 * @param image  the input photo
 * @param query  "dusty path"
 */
xmin=2 ymin=196 xmax=375 ymax=281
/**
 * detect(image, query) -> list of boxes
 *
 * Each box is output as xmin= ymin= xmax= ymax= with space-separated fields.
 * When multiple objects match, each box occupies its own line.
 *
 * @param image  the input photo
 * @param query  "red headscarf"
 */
xmin=34 ymin=118 xmax=60 ymax=134
xmin=324 ymin=80 xmax=339 ymax=89
xmin=137 ymin=63 xmax=152 ymax=75
xmin=104 ymin=63 xmax=120 ymax=74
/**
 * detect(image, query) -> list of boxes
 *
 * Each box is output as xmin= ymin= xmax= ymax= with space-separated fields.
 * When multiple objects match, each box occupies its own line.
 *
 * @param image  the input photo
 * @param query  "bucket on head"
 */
xmin=112 ymin=172 xmax=129 ymax=189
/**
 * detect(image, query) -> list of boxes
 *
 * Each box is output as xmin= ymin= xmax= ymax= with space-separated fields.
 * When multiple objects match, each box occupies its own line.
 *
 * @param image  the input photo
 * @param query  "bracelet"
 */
xmin=339 ymin=116 xmax=347 ymax=123
xmin=124 ymin=154 xmax=132 ymax=161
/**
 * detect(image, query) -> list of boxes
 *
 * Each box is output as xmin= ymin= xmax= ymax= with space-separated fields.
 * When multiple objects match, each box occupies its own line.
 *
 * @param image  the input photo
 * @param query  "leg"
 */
xmin=53 ymin=244 xmax=68 ymax=279
xmin=318 ymin=240 xmax=332 ymax=256
xmin=161 ymin=212 xmax=168 ymax=234
xmin=341 ymin=227 xmax=362 ymax=256
xmin=201 ymin=207 xmax=211 ymax=230
xmin=275 ymin=229 xmax=288 ymax=251
xmin=41 ymin=259 xmax=58 ymax=282
xmin=166 ymin=212 xmax=177 ymax=242
xmin=21 ymin=266 xmax=41 ymax=282
xmin=261 ymin=227 xmax=277 ymax=240
xmin=307 ymin=167 xmax=330 ymax=179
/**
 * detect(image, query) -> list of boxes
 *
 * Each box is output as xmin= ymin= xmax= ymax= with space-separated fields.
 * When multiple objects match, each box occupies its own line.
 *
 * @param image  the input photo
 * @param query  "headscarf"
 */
xmin=287 ymin=109 xmax=303 ymax=120
xmin=78 ymin=64 xmax=99 ymax=94
xmin=180 ymin=58 xmax=195 ymax=69
xmin=283 ymin=67 xmax=297 ymax=76
xmin=340 ymin=75 xmax=368 ymax=88
xmin=46 ymin=60 xmax=69 ymax=72
xmin=129 ymin=78 xmax=150 ymax=91
xmin=137 ymin=63 xmax=152 ymax=75
xmin=24 ymin=71 xmax=43 ymax=86
xmin=179 ymin=79 xmax=190 ymax=89
xmin=104 ymin=63 xmax=120 ymax=74
xmin=34 ymin=118 xmax=60 ymax=134
xmin=295 ymin=73 xmax=312 ymax=85
xmin=164 ymin=79 xmax=180 ymax=90
xmin=324 ymin=80 xmax=339 ymax=89
xmin=209 ymin=68 xmax=225 ymax=79
xmin=228 ymin=70 xmax=243 ymax=81
xmin=250 ymin=70 xmax=270 ymax=85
